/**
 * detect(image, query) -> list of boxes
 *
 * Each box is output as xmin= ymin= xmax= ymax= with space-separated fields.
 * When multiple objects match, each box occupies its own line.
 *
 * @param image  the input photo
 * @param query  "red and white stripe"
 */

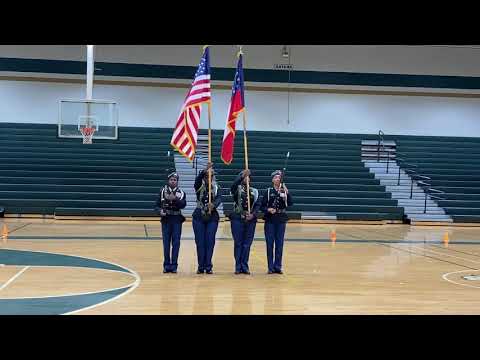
xmin=170 ymin=74 xmax=211 ymax=161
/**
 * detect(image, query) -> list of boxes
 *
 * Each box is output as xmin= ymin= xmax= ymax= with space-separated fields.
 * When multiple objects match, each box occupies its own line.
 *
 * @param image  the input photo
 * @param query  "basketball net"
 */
xmin=80 ymin=127 xmax=96 ymax=144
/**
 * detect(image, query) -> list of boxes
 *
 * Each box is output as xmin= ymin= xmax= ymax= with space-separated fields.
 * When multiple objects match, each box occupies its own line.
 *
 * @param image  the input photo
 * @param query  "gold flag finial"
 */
xmin=203 ymin=45 xmax=210 ymax=51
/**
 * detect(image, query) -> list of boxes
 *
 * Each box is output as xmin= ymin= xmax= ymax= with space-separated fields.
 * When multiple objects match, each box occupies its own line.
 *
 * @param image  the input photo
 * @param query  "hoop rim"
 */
xmin=80 ymin=126 xmax=96 ymax=135
xmin=80 ymin=126 xmax=96 ymax=144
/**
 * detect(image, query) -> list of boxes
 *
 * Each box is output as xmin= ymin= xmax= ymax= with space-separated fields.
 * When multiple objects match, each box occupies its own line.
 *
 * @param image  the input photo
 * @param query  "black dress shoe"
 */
xmin=163 ymin=269 xmax=169 ymax=273
xmin=268 ymin=270 xmax=274 ymax=274
xmin=206 ymin=270 xmax=213 ymax=274
xmin=235 ymin=271 xmax=241 ymax=275
xmin=196 ymin=270 xmax=204 ymax=274
xmin=171 ymin=270 xmax=177 ymax=274
xmin=275 ymin=270 xmax=283 ymax=274
xmin=243 ymin=270 xmax=251 ymax=275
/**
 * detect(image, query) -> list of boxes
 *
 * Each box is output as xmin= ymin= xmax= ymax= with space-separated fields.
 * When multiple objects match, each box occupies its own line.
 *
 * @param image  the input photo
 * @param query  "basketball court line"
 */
xmin=0 ymin=247 xmax=141 ymax=315
xmin=2 ymin=240 xmax=479 ymax=313
xmin=361 ymin=226 xmax=480 ymax=263
xmin=442 ymin=270 xmax=480 ymax=289
xmin=375 ymin=243 xmax=479 ymax=271
xmin=5 ymin=235 xmax=480 ymax=245
xmin=11 ymin=223 xmax=33 ymax=234
xmin=0 ymin=266 xmax=30 ymax=292
xmin=3 ymin=223 xmax=32 ymax=235
xmin=64 ymin=272 xmax=140 ymax=315
xmin=407 ymin=244 xmax=480 ymax=265
xmin=398 ymin=244 xmax=480 ymax=290
xmin=4 ymin=234 xmax=480 ymax=307
xmin=428 ymin=243 xmax=480 ymax=258
xmin=331 ymin=229 xmax=480 ymax=270
xmin=0 ymin=265 xmax=137 ymax=299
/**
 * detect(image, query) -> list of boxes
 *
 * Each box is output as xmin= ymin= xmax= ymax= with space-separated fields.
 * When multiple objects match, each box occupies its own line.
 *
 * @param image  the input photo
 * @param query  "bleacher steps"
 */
xmin=363 ymin=149 xmax=453 ymax=224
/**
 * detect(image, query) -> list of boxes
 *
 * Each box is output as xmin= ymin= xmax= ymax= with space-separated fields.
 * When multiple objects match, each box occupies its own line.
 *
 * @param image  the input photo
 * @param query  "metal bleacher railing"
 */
xmin=376 ymin=131 xmax=445 ymax=214
xmin=396 ymin=154 xmax=446 ymax=214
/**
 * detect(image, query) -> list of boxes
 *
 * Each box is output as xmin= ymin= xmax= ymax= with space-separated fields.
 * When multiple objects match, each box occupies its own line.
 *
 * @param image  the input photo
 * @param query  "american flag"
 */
xmin=221 ymin=53 xmax=245 ymax=164
xmin=170 ymin=47 xmax=211 ymax=161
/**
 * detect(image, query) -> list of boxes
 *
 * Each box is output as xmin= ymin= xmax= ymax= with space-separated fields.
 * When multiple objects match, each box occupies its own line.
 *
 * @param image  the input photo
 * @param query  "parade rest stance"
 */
xmin=155 ymin=163 xmax=293 ymax=275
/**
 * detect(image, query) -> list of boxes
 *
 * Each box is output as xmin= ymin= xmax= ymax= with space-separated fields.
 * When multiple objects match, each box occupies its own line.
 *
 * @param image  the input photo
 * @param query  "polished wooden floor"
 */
xmin=1 ymin=218 xmax=480 ymax=314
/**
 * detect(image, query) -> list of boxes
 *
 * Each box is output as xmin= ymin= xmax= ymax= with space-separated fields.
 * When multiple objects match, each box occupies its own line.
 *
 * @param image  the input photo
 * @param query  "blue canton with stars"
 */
xmin=195 ymin=47 xmax=211 ymax=78
xmin=232 ymin=54 xmax=245 ymax=105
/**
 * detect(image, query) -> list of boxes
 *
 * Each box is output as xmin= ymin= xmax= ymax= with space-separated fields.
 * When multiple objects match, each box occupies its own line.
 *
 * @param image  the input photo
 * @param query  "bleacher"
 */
xmin=393 ymin=135 xmax=480 ymax=223
xmin=2 ymin=123 xmax=479 ymax=223
xmin=210 ymin=130 xmax=403 ymax=221
xmin=0 ymin=123 xmax=174 ymax=217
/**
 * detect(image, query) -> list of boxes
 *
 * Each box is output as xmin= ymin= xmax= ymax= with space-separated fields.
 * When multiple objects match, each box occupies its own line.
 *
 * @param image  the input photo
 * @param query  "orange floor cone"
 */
xmin=330 ymin=229 xmax=337 ymax=244
xmin=443 ymin=232 xmax=449 ymax=247
xmin=2 ymin=223 xmax=8 ymax=243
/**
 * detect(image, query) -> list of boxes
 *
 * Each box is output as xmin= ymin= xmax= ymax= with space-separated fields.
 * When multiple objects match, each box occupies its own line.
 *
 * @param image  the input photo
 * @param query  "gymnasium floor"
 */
xmin=1 ymin=218 xmax=480 ymax=315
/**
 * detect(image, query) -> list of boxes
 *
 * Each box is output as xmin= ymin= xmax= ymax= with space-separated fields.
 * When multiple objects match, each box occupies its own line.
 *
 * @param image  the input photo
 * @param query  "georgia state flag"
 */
xmin=221 ymin=53 xmax=245 ymax=165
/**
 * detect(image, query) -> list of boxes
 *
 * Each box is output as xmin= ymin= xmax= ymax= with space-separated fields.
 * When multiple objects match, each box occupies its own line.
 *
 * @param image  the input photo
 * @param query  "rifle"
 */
xmin=160 ymin=150 xmax=177 ymax=217
xmin=280 ymin=151 xmax=290 ymax=193
xmin=272 ymin=152 xmax=290 ymax=211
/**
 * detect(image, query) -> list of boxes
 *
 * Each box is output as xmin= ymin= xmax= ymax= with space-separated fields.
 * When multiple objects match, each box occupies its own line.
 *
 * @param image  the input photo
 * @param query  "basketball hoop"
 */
xmin=80 ymin=127 xmax=96 ymax=144
xmin=58 ymin=47 xmax=119 ymax=142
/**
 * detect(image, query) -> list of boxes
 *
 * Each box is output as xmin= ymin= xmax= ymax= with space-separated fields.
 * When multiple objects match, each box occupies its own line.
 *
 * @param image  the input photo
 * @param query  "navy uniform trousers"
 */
xmin=192 ymin=170 xmax=222 ymax=273
xmin=261 ymin=187 xmax=292 ymax=273
xmin=161 ymin=217 xmax=183 ymax=272
xmin=264 ymin=219 xmax=286 ymax=272
xmin=230 ymin=218 xmax=257 ymax=272
xmin=192 ymin=213 xmax=219 ymax=272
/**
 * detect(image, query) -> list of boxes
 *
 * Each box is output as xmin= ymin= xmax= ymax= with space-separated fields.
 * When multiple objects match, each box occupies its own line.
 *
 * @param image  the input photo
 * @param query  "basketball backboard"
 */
xmin=58 ymin=99 xmax=118 ymax=140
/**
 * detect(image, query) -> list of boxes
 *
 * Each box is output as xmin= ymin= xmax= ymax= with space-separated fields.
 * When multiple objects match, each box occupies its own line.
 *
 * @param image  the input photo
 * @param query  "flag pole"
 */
xmin=203 ymin=45 xmax=212 ymax=213
xmin=238 ymin=46 xmax=251 ymax=214
xmin=242 ymin=109 xmax=251 ymax=214
xmin=208 ymin=101 xmax=213 ymax=211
